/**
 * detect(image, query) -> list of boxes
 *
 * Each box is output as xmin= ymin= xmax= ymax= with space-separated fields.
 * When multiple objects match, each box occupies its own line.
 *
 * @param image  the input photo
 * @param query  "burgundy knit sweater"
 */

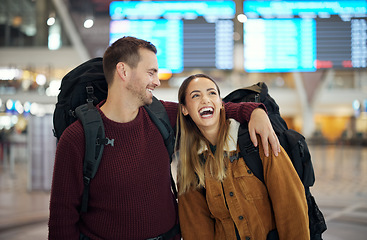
xmin=48 ymin=100 xmax=260 ymax=240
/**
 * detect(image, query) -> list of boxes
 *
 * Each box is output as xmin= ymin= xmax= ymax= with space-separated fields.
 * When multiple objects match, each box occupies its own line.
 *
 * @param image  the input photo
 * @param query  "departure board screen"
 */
xmin=243 ymin=0 xmax=367 ymax=72
xmin=244 ymin=18 xmax=316 ymax=72
xmin=109 ymin=1 xmax=235 ymax=73
xmin=110 ymin=19 xmax=183 ymax=73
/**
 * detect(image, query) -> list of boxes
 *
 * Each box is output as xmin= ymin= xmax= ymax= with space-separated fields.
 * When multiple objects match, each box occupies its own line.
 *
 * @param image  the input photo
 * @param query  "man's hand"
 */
xmin=248 ymin=108 xmax=280 ymax=157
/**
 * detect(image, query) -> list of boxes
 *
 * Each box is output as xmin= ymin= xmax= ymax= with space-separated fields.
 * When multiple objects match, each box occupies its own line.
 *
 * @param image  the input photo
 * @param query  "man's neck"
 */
xmin=100 ymin=96 xmax=140 ymax=123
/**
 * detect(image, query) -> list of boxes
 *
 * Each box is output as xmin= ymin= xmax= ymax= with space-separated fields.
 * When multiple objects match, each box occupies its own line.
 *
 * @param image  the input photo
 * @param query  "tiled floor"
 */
xmin=0 ymin=144 xmax=367 ymax=240
xmin=310 ymin=145 xmax=367 ymax=240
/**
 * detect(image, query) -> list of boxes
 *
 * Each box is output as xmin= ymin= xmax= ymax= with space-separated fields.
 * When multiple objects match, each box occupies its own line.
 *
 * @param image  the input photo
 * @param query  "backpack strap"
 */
xmin=257 ymin=82 xmax=268 ymax=102
xmin=237 ymin=124 xmax=265 ymax=184
xmin=143 ymin=97 xmax=177 ymax=198
xmin=144 ymin=97 xmax=175 ymax=160
xmin=75 ymin=103 xmax=109 ymax=213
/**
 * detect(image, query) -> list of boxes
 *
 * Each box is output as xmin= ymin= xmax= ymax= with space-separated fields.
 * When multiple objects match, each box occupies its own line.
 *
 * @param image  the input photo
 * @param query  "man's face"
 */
xmin=126 ymin=48 xmax=160 ymax=106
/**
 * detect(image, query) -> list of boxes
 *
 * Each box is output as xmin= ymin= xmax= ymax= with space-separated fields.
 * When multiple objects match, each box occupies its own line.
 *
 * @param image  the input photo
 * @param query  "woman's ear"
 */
xmin=181 ymin=105 xmax=189 ymax=116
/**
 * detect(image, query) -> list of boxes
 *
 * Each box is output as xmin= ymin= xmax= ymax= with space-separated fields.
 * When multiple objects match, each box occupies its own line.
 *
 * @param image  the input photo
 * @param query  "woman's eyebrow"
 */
xmin=189 ymin=90 xmax=200 ymax=95
xmin=190 ymin=88 xmax=216 ymax=95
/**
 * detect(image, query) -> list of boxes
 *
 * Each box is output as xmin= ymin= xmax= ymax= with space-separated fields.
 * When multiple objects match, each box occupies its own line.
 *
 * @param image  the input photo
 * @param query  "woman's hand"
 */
xmin=248 ymin=108 xmax=281 ymax=157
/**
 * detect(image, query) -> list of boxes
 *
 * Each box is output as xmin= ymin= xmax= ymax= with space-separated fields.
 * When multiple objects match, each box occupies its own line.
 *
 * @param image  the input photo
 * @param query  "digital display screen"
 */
xmin=110 ymin=1 xmax=235 ymax=20
xmin=243 ymin=0 xmax=367 ymax=72
xmin=244 ymin=18 xmax=316 ymax=72
xmin=109 ymin=1 xmax=235 ymax=73
xmin=110 ymin=19 xmax=183 ymax=73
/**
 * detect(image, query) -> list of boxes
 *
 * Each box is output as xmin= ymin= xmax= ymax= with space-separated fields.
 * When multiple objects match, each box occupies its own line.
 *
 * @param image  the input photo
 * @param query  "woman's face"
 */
xmin=181 ymin=77 xmax=222 ymax=133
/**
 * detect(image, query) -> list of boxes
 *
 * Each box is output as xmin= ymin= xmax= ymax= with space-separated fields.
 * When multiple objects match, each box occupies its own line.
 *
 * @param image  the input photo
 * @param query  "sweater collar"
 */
xmin=197 ymin=118 xmax=240 ymax=154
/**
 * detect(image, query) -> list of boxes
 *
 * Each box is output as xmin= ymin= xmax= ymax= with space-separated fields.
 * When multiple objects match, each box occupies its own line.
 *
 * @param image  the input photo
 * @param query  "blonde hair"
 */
xmin=176 ymin=74 xmax=230 ymax=194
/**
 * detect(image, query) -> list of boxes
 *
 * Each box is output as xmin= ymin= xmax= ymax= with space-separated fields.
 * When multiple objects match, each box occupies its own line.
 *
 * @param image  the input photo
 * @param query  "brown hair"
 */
xmin=176 ymin=74 xmax=230 ymax=194
xmin=102 ymin=36 xmax=157 ymax=84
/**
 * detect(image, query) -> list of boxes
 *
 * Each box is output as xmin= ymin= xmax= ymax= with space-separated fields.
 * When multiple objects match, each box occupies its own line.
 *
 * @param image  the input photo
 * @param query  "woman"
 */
xmin=176 ymin=74 xmax=310 ymax=240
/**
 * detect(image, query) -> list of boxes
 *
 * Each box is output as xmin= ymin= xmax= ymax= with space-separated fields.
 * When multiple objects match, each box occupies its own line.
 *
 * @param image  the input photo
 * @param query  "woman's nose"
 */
xmin=201 ymin=95 xmax=210 ymax=103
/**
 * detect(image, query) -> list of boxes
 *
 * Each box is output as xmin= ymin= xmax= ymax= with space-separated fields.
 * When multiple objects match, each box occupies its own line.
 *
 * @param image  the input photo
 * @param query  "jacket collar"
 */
xmin=198 ymin=119 xmax=240 ymax=154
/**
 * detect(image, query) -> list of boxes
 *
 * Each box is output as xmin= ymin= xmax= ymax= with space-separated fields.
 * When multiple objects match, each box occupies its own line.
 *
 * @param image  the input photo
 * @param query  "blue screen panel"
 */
xmin=244 ymin=18 xmax=316 ymax=72
xmin=109 ymin=1 xmax=235 ymax=72
xmin=243 ymin=0 xmax=366 ymax=72
xmin=110 ymin=1 xmax=235 ymax=20
xmin=110 ymin=19 xmax=183 ymax=73
xmin=243 ymin=0 xmax=367 ymax=18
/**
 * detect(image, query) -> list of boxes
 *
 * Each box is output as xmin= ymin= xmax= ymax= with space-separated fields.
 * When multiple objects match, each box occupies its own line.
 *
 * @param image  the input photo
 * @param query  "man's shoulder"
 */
xmin=160 ymin=100 xmax=178 ymax=109
xmin=59 ymin=120 xmax=84 ymax=142
xmin=152 ymin=100 xmax=178 ymax=127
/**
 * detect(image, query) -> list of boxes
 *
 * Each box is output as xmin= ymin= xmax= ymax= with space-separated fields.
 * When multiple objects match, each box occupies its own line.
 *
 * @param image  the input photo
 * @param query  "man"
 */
xmin=48 ymin=36 xmax=280 ymax=239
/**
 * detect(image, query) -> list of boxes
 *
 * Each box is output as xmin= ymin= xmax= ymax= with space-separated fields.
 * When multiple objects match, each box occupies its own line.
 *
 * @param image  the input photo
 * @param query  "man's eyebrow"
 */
xmin=207 ymin=87 xmax=216 ymax=92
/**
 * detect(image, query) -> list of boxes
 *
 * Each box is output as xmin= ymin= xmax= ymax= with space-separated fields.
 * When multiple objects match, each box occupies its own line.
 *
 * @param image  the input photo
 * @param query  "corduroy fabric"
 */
xmin=178 ymin=129 xmax=310 ymax=240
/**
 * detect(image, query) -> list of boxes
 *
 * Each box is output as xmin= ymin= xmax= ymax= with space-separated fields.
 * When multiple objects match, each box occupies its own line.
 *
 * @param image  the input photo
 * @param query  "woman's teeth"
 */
xmin=199 ymin=107 xmax=214 ymax=116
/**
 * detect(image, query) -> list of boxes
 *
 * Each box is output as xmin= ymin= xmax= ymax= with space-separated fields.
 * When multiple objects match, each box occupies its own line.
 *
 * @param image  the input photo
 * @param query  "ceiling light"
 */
xmin=84 ymin=18 xmax=94 ymax=28
xmin=47 ymin=17 xmax=56 ymax=26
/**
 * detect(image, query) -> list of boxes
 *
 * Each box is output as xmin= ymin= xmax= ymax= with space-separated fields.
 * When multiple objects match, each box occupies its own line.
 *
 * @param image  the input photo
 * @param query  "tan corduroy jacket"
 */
xmin=178 ymin=119 xmax=310 ymax=240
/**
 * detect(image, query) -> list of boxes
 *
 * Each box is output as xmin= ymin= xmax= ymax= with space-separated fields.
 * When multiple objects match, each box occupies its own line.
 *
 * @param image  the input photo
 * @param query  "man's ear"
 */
xmin=181 ymin=105 xmax=189 ymax=116
xmin=116 ymin=62 xmax=127 ymax=79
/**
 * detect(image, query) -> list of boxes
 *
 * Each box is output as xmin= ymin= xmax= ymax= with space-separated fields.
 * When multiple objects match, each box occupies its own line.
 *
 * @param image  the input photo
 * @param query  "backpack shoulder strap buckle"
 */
xmin=86 ymin=85 xmax=94 ymax=95
xmin=96 ymin=137 xmax=115 ymax=147
xmin=83 ymin=176 xmax=91 ymax=186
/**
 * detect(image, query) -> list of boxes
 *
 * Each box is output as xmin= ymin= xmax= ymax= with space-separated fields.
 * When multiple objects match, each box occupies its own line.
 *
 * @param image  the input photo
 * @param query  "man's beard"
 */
xmin=126 ymin=82 xmax=152 ymax=106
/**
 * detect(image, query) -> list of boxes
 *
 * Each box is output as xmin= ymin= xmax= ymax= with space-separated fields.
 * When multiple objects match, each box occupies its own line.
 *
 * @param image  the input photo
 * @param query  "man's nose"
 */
xmin=153 ymin=75 xmax=161 ymax=87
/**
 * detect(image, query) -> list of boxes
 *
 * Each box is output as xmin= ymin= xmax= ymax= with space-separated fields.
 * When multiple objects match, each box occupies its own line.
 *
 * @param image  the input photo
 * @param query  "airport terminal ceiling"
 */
xmin=1 ymin=0 xmax=366 ymax=72
xmin=75 ymin=0 xmax=367 ymax=73
xmin=0 ymin=0 xmax=366 ymax=86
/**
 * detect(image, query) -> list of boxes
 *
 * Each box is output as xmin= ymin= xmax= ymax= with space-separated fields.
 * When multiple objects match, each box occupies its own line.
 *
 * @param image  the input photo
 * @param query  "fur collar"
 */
xmin=198 ymin=119 xmax=240 ymax=154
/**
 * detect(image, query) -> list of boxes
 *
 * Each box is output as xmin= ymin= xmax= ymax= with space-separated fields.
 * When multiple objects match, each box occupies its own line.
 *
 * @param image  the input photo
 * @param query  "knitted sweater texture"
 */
xmin=48 ymin=100 xmax=259 ymax=240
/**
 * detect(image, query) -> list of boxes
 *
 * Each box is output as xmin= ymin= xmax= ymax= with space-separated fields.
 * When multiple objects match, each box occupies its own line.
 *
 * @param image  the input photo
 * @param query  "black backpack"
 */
xmin=52 ymin=57 xmax=176 ymax=213
xmin=223 ymin=82 xmax=327 ymax=240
